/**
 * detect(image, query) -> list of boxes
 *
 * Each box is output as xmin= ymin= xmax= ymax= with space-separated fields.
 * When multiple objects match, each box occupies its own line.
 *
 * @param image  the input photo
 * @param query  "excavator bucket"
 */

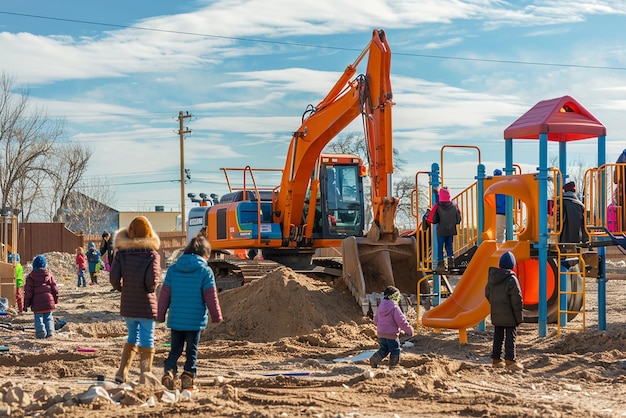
xmin=342 ymin=235 xmax=422 ymax=316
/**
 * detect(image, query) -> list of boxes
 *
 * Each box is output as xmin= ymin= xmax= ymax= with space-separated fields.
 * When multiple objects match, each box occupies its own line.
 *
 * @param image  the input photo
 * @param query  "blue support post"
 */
xmin=430 ymin=163 xmax=441 ymax=307
xmin=504 ymin=138 xmax=514 ymax=240
xmin=476 ymin=164 xmax=486 ymax=332
xmin=538 ymin=133 xmax=549 ymax=337
xmin=558 ymin=141 xmax=567 ymax=328
xmin=597 ymin=135 xmax=607 ymax=330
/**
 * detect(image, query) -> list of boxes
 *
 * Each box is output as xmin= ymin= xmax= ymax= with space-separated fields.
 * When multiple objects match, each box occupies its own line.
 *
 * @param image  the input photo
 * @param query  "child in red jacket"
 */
xmin=75 ymin=247 xmax=88 ymax=288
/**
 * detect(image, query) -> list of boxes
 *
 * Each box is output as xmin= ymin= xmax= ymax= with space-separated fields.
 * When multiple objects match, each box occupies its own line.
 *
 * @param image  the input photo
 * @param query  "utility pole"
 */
xmin=178 ymin=111 xmax=192 ymax=234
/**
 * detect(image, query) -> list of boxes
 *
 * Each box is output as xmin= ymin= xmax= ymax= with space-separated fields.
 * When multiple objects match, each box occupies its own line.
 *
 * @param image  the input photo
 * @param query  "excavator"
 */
xmin=202 ymin=29 xmax=420 ymax=314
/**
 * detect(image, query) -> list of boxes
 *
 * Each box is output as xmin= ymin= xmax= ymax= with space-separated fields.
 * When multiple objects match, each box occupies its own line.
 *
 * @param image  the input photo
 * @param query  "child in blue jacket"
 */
xmin=157 ymin=234 xmax=223 ymax=390
xmin=85 ymin=242 xmax=102 ymax=285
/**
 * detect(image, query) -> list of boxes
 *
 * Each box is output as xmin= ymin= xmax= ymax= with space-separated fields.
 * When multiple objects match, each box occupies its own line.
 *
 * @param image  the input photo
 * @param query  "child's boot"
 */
xmin=491 ymin=359 xmax=505 ymax=368
xmin=162 ymin=369 xmax=175 ymax=390
xmin=115 ymin=343 xmax=138 ymax=383
xmin=435 ymin=261 xmax=446 ymax=272
xmin=505 ymin=360 xmax=523 ymax=372
xmin=369 ymin=352 xmax=383 ymax=368
xmin=181 ymin=371 xmax=195 ymax=390
xmin=389 ymin=354 xmax=400 ymax=369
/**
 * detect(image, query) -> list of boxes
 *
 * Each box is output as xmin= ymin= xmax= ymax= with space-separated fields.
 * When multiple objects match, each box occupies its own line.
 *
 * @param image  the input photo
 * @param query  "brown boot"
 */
xmin=492 ymin=359 xmax=505 ymax=368
xmin=369 ymin=352 xmax=383 ymax=368
xmin=389 ymin=354 xmax=400 ymax=369
xmin=138 ymin=347 xmax=156 ymax=383
xmin=162 ymin=369 xmax=175 ymax=390
xmin=180 ymin=371 xmax=195 ymax=390
xmin=505 ymin=360 xmax=523 ymax=372
xmin=115 ymin=343 xmax=138 ymax=383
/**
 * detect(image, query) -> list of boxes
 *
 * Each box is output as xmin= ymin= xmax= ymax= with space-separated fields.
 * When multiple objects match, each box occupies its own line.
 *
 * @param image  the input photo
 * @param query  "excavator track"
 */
xmin=209 ymin=258 xmax=283 ymax=292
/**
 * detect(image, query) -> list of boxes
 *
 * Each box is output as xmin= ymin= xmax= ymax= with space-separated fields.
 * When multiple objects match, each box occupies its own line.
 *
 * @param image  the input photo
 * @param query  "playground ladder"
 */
xmin=554 ymin=243 xmax=587 ymax=337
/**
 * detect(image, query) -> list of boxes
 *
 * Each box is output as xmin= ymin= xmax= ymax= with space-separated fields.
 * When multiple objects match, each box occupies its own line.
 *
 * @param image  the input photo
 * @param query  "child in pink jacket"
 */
xmin=370 ymin=286 xmax=414 ymax=369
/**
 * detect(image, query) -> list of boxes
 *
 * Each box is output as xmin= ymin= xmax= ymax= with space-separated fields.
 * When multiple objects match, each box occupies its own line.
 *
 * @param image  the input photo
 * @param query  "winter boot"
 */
xmin=138 ymin=347 xmax=156 ymax=383
xmin=505 ymin=360 xmax=523 ymax=372
xmin=492 ymin=359 xmax=505 ymax=368
xmin=181 ymin=371 xmax=195 ymax=390
xmin=115 ymin=343 xmax=138 ymax=383
xmin=369 ymin=352 xmax=383 ymax=368
xmin=389 ymin=354 xmax=400 ymax=369
xmin=162 ymin=369 xmax=176 ymax=390
xmin=435 ymin=261 xmax=446 ymax=273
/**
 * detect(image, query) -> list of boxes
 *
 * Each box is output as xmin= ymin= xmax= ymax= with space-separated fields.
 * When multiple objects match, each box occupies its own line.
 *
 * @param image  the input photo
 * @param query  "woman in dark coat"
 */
xmin=110 ymin=216 xmax=161 ymax=384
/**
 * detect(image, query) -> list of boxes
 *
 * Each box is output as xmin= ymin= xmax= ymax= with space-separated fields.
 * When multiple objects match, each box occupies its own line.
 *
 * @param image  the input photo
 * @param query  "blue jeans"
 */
xmin=34 ymin=312 xmax=54 ymax=339
xmin=437 ymin=235 xmax=454 ymax=260
xmin=164 ymin=329 xmax=201 ymax=376
xmin=376 ymin=337 xmax=401 ymax=359
xmin=77 ymin=270 xmax=86 ymax=287
xmin=124 ymin=317 xmax=155 ymax=348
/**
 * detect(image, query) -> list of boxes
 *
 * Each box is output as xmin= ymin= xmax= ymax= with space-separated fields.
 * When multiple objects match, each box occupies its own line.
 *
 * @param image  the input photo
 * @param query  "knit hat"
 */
xmin=383 ymin=286 xmax=401 ymax=303
xmin=102 ymin=230 xmax=110 ymax=238
xmin=499 ymin=251 xmax=516 ymax=270
xmin=88 ymin=242 xmax=95 ymax=249
xmin=438 ymin=187 xmax=451 ymax=203
xmin=32 ymin=255 xmax=47 ymax=269
xmin=493 ymin=169 xmax=503 ymax=176
xmin=127 ymin=216 xmax=157 ymax=239
xmin=563 ymin=181 xmax=576 ymax=193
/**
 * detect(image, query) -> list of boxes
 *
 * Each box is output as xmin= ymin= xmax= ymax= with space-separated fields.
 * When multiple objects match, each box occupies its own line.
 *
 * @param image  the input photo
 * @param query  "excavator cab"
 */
xmin=311 ymin=162 xmax=365 ymax=239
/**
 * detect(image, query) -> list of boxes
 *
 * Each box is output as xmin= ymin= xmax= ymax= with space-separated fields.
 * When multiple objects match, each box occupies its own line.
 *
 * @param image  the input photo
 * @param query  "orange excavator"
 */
xmin=203 ymin=29 xmax=420 ymax=313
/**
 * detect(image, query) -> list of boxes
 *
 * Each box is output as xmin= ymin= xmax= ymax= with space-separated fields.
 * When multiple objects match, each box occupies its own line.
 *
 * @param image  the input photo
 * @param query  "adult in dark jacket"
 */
xmin=100 ymin=230 xmax=114 ymax=271
xmin=559 ymin=181 xmax=588 ymax=244
xmin=157 ymin=234 xmax=223 ymax=390
xmin=485 ymin=251 xmax=523 ymax=372
xmin=24 ymin=255 xmax=59 ymax=339
xmin=110 ymin=216 xmax=161 ymax=384
xmin=431 ymin=187 xmax=461 ymax=271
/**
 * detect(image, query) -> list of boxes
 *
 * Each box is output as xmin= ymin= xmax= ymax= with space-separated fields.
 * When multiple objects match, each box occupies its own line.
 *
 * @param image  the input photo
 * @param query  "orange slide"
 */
xmin=421 ymin=240 xmax=531 ymax=343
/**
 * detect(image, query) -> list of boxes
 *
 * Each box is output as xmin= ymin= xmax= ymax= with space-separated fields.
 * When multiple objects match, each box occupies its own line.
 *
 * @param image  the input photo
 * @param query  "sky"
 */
xmin=1 ymin=1 xmax=626 ymax=215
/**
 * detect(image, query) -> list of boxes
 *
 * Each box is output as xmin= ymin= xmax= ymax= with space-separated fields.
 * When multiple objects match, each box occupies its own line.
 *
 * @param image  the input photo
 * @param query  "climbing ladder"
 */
xmin=554 ymin=244 xmax=587 ymax=337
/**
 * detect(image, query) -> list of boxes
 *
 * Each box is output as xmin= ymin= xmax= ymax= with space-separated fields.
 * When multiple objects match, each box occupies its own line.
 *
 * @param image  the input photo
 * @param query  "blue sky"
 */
xmin=1 ymin=1 xmax=626 ymax=213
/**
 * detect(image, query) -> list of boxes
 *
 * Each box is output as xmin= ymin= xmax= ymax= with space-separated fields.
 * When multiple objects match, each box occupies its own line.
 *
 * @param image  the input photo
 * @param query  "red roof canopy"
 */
xmin=503 ymin=95 xmax=606 ymax=142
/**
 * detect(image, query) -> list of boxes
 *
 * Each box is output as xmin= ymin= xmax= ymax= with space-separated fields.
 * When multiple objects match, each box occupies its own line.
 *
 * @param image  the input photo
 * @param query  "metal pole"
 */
xmin=178 ymin=111 xmax=192 ymax=234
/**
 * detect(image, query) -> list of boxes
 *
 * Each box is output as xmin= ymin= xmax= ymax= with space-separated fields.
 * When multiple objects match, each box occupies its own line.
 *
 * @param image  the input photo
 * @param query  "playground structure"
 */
xmin=0 ymin=213 xmax=19 ymax=308
xmin=416 ymin=95 xmax=617 ymax=343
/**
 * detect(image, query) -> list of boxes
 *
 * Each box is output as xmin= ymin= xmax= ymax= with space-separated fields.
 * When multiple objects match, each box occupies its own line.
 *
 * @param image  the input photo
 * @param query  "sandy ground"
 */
xmin=1 ymin=252 xmax=626 ymax=417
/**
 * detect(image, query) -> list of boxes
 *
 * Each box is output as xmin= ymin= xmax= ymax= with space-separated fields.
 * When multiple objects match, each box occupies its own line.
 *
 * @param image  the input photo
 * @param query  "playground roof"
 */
xmin=503 ymin=95 xmax=606 ymax=142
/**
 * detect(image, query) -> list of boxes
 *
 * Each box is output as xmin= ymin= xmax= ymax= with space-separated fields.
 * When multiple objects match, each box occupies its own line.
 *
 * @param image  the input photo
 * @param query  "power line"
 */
xmin=2 ymin=10 xmax=626 ymax=72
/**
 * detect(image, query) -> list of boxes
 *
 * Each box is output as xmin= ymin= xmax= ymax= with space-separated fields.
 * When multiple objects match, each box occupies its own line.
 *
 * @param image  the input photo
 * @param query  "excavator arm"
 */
xmin=273 ymin=29 xmax=397 ymax=243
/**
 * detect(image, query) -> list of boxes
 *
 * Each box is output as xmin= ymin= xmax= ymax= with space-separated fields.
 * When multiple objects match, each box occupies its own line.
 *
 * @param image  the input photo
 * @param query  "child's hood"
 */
xmin=487 ymin=266 xmax=512 ymax=286
xmin=173 ymin=253 xmax=207 ymax=274
xmin=376 ymin=298 xmax=399 ymax=316
xmin=28 ymin=269 xmax=53 ymax=285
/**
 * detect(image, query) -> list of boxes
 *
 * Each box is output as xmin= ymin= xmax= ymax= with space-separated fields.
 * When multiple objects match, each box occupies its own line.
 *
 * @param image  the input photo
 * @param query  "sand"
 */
xmin=1 ymin=251 xmax=625 ymax=417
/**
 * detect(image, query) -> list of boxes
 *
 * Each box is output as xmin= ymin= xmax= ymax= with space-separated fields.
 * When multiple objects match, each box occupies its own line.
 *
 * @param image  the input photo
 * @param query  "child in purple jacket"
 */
xmin=24 ymin=255 xmax=59 ymax=339
xmin=370 ymin=286 xmax=414 ymax=369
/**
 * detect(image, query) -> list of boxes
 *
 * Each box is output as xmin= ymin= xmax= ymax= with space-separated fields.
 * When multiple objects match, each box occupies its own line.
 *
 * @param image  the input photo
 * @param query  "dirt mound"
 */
xmin=205 ymin=266 xmax=369 ymax=342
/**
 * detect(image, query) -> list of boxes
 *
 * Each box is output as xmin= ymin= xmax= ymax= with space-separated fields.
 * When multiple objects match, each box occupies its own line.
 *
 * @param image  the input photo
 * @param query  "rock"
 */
xmin=77 ymin=386 xmax=116 ymax=405
xmin=3 ymin=386 xmax=30 ymax=407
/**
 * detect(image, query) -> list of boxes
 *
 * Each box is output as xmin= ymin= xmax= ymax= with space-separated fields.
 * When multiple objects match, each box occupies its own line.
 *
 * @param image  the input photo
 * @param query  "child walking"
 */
xmin=157 ymin=234 xmax=223 ymax=390
xmin=485 ymin=251 xmax=524 ymax=372
xmin=75 ymin=247 xmax=88 ymax=287
xmin=369 ymin=286 xmax=414 ymax=369
xmin=431 ymin=187 xmax=461 ymax=271
xmin=24 ymin=255 xmax=59 ymax=339
xmin=86 ymin=242 xmax=102 ymax=285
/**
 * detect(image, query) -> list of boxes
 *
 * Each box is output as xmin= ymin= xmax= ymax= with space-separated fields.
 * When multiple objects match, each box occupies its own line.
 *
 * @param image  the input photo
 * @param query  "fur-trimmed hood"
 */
xmin=113 ymin=228 xmax=160 ymax=251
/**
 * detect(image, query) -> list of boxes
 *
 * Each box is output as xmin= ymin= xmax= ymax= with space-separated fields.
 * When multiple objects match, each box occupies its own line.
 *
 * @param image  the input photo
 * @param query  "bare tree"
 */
xmin=0 ymin=73 xmax=64 ymax=216
xmin=50 ymin=142 xmax=93 ymax=222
